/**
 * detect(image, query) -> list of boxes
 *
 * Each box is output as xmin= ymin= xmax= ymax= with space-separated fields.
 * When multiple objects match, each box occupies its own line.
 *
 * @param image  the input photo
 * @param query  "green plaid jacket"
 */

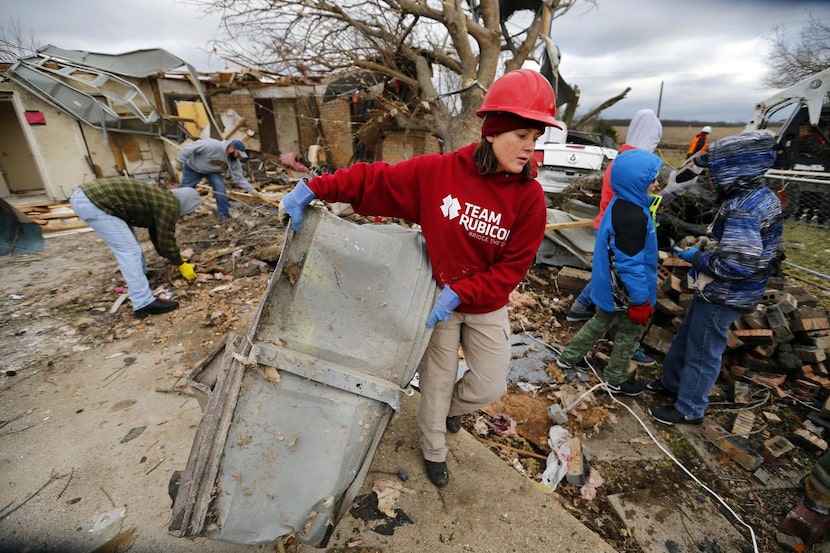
xmin=80 ymin=177 xmax=184 ymax=264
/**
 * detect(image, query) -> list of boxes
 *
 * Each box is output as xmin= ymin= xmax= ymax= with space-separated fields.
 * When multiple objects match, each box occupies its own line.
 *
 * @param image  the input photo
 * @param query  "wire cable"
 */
xmin=520 ymin=327 xmax=760 ymax=553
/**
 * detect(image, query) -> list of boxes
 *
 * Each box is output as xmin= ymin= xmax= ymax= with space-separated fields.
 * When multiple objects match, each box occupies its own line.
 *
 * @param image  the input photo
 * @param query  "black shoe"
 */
xmin=566 ymin=305 xmax=594 ymax=322
xmin=649 ymin=404 xmax=704 ymax=426
xmin=446 ymin=416 xmax=461 ymax=433
xmin=645 ymin=379 xmax=676 ymax=398
xmin=605 ymin=378 xmax=646 ymax=397
xmin=134 ymin=297 xmax=179 ymax=318
xmin=424 ymin=460 xmax=449 ymax=487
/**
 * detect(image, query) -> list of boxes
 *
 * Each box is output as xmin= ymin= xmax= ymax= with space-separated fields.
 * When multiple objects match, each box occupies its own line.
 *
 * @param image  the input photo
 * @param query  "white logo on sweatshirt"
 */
xmin=442 ymin=195 xmax=511 ymax=245
xmin=441 ymin=194 xmax=461 ymax=219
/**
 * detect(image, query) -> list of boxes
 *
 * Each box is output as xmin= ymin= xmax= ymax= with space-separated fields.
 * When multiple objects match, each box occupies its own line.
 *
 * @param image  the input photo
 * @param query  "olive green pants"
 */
xmin=418 ymin=307 xmax=511 ymax=463
xmin=559 ymin=308 xmax=645 ymax=385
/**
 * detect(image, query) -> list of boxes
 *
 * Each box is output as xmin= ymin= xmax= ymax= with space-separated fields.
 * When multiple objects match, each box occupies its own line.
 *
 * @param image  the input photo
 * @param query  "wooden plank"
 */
xmin=112 ymin=134 xmax=142 ymax=162
xmin=108 ymin=135 xmax=128 ymax=174
xmin=40 ymin=219 xmax=89 ymax=233
xmin=544 ymin=219 xmax=594 ymax=231
xmin=24 ymin=209 xmax=78 ymax=220
xmin=565 ymin=437 xmax=586 ymax=486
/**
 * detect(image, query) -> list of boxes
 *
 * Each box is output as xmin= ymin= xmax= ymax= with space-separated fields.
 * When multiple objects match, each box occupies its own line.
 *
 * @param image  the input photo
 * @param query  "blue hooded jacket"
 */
xmin=690 ymin=131 xmax=783 ymax=311
xmin=590 ymin=149 xmax=663 ymax=312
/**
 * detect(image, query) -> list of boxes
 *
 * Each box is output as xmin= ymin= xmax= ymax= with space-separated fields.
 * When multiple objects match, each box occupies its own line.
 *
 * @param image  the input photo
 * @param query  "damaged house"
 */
xmin=0 ymin=45 xmax=440 ymax=227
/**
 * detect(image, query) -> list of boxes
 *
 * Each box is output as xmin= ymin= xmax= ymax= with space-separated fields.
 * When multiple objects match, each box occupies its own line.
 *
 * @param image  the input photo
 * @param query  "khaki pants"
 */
xmin=418 ymin=307 xmax=511 ymax=462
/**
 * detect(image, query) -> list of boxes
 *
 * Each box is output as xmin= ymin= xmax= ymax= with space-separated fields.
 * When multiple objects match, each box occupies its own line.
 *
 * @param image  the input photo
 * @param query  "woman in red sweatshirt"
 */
xmin=279 ymin=69 xmax=558 ymax=487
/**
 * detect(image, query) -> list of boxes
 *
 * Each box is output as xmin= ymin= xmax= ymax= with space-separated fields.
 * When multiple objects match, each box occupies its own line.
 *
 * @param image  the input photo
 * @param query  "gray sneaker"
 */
xmin=555 ymin=358 xmax=574 ymax=370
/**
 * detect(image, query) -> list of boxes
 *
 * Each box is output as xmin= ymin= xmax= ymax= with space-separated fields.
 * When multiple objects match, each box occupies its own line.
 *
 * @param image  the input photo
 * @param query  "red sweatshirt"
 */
xmin=308 ymin=143 xmax=547 ymax=313
xmin=595 ymin=143 xmax=636 ymax=229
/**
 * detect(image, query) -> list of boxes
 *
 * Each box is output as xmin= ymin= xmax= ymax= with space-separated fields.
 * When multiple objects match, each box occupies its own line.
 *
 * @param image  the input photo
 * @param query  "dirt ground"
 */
xmin=0 ymin=205 xmax=279 ymax=553
xmin=2 ymin=192 xmax=830 ymax=553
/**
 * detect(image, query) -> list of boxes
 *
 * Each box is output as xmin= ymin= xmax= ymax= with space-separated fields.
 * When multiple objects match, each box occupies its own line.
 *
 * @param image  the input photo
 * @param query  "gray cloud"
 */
xmin=8 ymin=0 xmax=830 ymax=122
xmin=549 ymin=0 xmax=829 ymax=122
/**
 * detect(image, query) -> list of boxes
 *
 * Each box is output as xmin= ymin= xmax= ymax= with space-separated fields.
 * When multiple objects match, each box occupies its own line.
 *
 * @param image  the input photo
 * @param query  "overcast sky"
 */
xmin=7 ymin=0 xmax=829 ymax=123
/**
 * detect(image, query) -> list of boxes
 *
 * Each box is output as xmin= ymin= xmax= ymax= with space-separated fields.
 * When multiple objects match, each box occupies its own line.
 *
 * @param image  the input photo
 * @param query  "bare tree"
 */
xmin=764 ymin=13 xmax=830 ymax=89
xmin=0 ymin=19 xmax=40 ymax=64
xmin=194 ymin=0 xmax=604 ymax=150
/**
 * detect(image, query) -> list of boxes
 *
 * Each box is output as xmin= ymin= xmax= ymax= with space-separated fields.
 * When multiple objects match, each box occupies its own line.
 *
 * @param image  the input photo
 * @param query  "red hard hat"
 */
xmin=476 ymin=69 xmax=560 ymax=128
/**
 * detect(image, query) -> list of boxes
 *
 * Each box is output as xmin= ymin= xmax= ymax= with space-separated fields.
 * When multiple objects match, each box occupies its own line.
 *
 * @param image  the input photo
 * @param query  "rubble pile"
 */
xmin=492 ymin=234 xmax=830 ymax=550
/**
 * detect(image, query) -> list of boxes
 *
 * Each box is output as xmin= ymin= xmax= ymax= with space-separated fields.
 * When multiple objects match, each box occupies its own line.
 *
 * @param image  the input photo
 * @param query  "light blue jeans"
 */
xmin=660 ymin=297 xmax=744 ymax=419
xmin=575 ymin=280 xmax=593 ymax=309
xmin=70 ymin=188 xmax=155 ymax=312
xmin=180 ymin=165 xmax=229 ymax=218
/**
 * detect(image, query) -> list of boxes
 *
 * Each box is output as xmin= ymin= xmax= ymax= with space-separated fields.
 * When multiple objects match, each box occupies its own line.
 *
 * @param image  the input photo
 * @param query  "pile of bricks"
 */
xmin=647 ymin=256 xmax=829 ymax=435
xmin=650 ymin=255 xmax=830 ymax=551
xmin=554 ymin=256 xmax=830 ymax=549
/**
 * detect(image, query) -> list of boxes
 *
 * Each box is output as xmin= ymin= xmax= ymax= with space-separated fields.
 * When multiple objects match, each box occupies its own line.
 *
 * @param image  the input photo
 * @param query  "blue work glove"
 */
xmin=426 ymin=285 xmax=461 ymax=328
xmin=278 ymin=178 xmax=316 ymax=232
xmin=677 ymin=247 xmax=700 ymax=264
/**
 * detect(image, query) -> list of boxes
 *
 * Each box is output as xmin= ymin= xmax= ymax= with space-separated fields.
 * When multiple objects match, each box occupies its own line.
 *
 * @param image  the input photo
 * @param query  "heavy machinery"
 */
xmin=745 ymin=67 xmax=830 ymax=175
xmin=744 ymin=67 xmax=830 ymax=224
xmin=659 ymin=67 xmax=830 ymax=241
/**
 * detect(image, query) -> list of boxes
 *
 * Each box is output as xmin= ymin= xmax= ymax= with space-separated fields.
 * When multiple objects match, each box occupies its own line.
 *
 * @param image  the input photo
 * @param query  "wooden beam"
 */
xmin=545 ymin=220 xmax=594 ymax=231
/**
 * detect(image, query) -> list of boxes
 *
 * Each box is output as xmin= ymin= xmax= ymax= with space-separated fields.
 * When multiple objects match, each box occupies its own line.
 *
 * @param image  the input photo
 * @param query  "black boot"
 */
xmin=424 ymin=459 xmax=449 ymax=487
xmin=446 ymin=416 xmax=461 ymax=433
xmin=134 ymin=297 xmax=179 ymax=318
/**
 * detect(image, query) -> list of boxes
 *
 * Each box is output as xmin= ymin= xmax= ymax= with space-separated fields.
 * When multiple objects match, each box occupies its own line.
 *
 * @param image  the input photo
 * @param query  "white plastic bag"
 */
xmin=540 ymin=425 xmax=573 ymax=491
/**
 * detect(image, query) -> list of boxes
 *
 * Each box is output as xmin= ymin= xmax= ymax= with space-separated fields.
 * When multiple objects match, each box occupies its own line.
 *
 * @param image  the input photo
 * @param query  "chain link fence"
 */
xmin=766 ymin=174 xmax=830 ymax=228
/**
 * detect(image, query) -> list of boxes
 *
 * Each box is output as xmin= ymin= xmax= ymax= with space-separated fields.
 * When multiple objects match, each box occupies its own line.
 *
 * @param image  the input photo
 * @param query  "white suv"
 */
xmin=533 ymin=122 xmax=618 ymax=194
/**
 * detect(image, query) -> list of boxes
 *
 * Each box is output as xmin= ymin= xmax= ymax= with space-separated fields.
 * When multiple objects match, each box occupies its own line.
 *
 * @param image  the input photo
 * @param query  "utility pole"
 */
xmin=657 ymin=81 xmax=664 ymax=118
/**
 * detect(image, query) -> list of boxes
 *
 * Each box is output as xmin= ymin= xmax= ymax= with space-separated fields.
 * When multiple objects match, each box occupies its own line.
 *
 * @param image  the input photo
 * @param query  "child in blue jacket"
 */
xmin=556 ymin=148 xmax=663 ymax=395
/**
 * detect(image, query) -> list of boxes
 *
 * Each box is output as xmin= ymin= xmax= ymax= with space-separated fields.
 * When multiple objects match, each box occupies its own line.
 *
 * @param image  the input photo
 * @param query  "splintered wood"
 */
xmin=14 ymin=203 xmax=88 ymax=233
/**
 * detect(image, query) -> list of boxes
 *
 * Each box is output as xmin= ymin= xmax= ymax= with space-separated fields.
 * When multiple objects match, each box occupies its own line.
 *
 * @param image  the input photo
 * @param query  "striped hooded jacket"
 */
xmin=689 ymin=131 xmax=783 ymax=311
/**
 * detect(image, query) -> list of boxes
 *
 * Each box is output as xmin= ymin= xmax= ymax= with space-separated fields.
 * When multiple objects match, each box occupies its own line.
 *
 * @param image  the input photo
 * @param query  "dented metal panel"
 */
xmin=37 ymin=45 xmax=187 ymax=77
xmin=6 ymin=45 xmax=222 ymax=136
xmin=169 ymin=207 xmax=438 ymax=547
xmin=8 ymin=62 xmax=122 ymax=129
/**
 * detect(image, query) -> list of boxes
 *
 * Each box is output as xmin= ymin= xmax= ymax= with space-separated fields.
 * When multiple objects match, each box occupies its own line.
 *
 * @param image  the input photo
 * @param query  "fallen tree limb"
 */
xmin=474 ymin=436 xmax=548 ymax=460
xmin=0 ymin=469 xmax=65 ymax=520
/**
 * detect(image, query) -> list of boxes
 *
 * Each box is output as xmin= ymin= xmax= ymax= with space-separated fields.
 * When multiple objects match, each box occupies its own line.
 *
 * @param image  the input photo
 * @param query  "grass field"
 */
xmin=613 ymin=124 xmax=742 ymax=168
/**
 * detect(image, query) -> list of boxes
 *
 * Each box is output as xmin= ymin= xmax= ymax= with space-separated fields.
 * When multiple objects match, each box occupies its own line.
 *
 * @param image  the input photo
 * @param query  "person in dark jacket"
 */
xmin=648 ymin=131 xmax=783 ymax=425
xmin=555 ymin=148 xmax=664 ymax=396
xmin=69 ymin=177 xmax=202 ymax=317
xmin=176 ymin=138 xmax=253 ymax=219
